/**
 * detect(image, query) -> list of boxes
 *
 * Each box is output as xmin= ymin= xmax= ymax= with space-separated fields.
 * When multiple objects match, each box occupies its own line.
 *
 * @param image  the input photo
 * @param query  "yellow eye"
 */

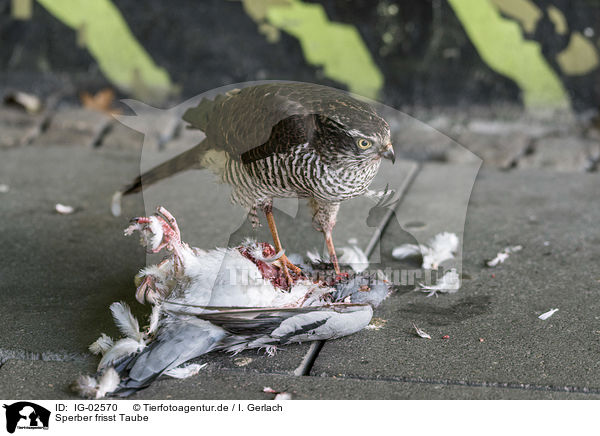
xmin=357 ymin=138 xmax=372 ymax=149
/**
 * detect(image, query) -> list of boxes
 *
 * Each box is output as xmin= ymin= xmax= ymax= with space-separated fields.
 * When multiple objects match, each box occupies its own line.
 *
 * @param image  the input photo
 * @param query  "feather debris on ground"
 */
xmin=413 ymin=323 xmax=431 ymax=339
xmin=0 ymin=184 xmax=9 ymax=193
xmin=306 ymin=241 xmax=369 ymax=274
xmin=392 ymin=232 xmax=459 ymax=270
xmin=412 ymin=323 xmax=431 ymax=339
xmin=486 ymin=245 xmax=523 ymax=267
xmin=418 ymin=268 xmax=460 ymax=297
xmin=72 ymin=206 xmax=391 ymax=398
xmin=538 ymin=308 xmax=559 ymax=320
xmin=263 ymin=387 xmax=293 ymax=400
xmin=55 ymin=203 xmax=75 ymax=215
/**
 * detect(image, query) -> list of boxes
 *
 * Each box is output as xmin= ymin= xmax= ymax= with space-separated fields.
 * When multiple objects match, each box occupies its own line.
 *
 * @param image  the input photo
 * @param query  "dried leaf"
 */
xmin=80 ymin=88 xmax=122 ymax=115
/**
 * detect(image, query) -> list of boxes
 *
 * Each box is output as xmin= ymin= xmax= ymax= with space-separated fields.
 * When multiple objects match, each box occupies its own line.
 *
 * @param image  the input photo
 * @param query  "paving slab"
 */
xmin=3 ymin=360 xmax=598 ymax=400
xmin=0 ymin=146 xmax=146 ymax=355
xmin=312 ymin=166 xmax=600 ymax=396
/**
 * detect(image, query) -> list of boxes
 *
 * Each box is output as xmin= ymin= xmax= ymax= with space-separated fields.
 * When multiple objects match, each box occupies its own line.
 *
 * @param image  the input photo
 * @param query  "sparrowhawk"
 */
xmin=113 ymin=82 xmax=395 ymax=284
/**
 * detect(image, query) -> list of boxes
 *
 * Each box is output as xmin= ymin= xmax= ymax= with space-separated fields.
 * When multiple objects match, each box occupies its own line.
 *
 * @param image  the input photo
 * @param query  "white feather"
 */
xmin=72 ymin=375 xmax=98 ymax=398
xmin=338 ymin=245 xmax=369 ymax=273
xmin=98 ymin=338 xmax=145 ymax=370
xmin=164 ymin=363 xmax=207 ymax=379
xmin=110 ymin=302 xmax=143 ymax=341
xmin=55 ymin=203 xmax=75 ymax=214
xmin=487 ymin=245 xmax=523 ymax=267
xmin=148 ymin=216 xmax=164 ymax=251
xmin=392 ymin=232 xmax=459 ymax=270
xmin=413 ymin=323 xmax=431 ymax=339
xmin=306 ymin=250 xmax=322 ymax=264
xmin=148 ymin=304 xmax=162 ymax=334
xmin=538 ymin=308 xmax=558 ymax=320
xmin=95 ymin=368 xmax=120 ymax=399
xmin=419 ymin=269 xmax=460 ymax=297
xmin=89 ymin=333 xmax=114 ymax=355
xmin=391 ymin=244 xmax=423 ymax=259
xmin=111 ymin=191 xmax=122 ymax=217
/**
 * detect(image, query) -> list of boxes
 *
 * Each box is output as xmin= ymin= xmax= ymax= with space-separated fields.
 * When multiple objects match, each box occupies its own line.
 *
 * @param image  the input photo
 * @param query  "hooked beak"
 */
xmin=380 ymin=143 xmax=395 ymax=164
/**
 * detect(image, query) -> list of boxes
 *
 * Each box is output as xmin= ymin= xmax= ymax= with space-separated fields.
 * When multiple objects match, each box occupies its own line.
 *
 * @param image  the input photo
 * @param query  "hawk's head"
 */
xmin=312 ymin=98 xmax=394 ymax=167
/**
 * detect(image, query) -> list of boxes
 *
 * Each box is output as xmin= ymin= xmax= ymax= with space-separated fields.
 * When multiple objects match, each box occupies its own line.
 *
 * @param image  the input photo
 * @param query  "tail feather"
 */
xmin=109 ymin=321 xmax=226 ymax=397
xmin=111 ymin=143 xmax=206 ymax=216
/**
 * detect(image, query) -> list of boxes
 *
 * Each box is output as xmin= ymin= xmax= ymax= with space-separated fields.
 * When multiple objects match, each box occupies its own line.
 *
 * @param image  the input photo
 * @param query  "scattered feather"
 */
xmin=71 ymin=375 xmax=98 ymax=399
xmin=538 ymin=308 xmax=559 ymax=320
xmin=338 ymin=244 xmax=369 ymax=273
xmin=393 ymin=232 xmax=459 ymax=269
xmin=263 ymin=387 xmax=292 ymax=400
xmin=486 ymin=245 xmax=523 ymax=267
xmin=413 ymin=323 xmax=431 ymax=339
xmin=0 ymin=184 xmax=9 ymax=193
xmin=164 ymin=363 xmax=207 ymax=379
xmin=110 ymin=302 xmax=143 ymax=341
xmin=89 ymin=333 xmax=114 ymax=355
xmin=55 ymin=203 xmax=75 ymax=215
xmin=147 ymin=304 xmax=162 ymax=335
xmin=307 ymin=244 xmax=369 ymax=273
xmin=419 ymin=269 xmax=460 ymax=297
xmin=98 ymin=338 xmax=145 ymax=370
xmin=306 ymin=250 xmax=322 ymax=264
xmin=95 ymin=368 xmax=120 ymax=399
xmin=111 ymin=191 xmax=122 ymax=217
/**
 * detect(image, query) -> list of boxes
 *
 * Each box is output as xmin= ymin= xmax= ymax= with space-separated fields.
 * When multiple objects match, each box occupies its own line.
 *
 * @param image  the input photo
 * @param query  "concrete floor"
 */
xmin=1 ymin=104 xmax=599 ymax=400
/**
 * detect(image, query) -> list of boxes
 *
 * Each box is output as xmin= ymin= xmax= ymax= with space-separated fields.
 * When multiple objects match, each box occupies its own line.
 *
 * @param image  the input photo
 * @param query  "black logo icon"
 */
xmin=3 ymin=402 xmax=50 ymax=434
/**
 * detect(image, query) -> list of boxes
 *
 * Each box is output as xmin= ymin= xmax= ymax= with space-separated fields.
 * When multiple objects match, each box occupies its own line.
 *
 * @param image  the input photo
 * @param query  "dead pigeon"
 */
xmin=73 ymin=207 xmax=390 ymax=398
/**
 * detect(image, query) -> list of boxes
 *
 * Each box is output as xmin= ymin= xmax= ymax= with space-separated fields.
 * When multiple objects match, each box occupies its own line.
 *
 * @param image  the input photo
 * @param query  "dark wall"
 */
xmin=0 ymin=0 xmax=598 ymax=111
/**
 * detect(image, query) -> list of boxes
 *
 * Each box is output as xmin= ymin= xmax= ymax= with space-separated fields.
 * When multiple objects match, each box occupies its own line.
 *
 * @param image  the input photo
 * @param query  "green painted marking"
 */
xmin=448 ymin=0 xmax=569 ymax=109
xmin=557 ymin=32 xmax=599 ymax=76
xmin=12 ymin=0 xmax=32 ymax=20
xmin=265 ymin=0 xmax=383 ymax=99
xmin=37 ymin=0 xmax=174 ymax=102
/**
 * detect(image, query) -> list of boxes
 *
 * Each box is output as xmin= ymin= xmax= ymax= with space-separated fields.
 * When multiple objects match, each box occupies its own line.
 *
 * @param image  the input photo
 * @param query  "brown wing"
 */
xmin=182 ymin=82 xmax=380 ymax=162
